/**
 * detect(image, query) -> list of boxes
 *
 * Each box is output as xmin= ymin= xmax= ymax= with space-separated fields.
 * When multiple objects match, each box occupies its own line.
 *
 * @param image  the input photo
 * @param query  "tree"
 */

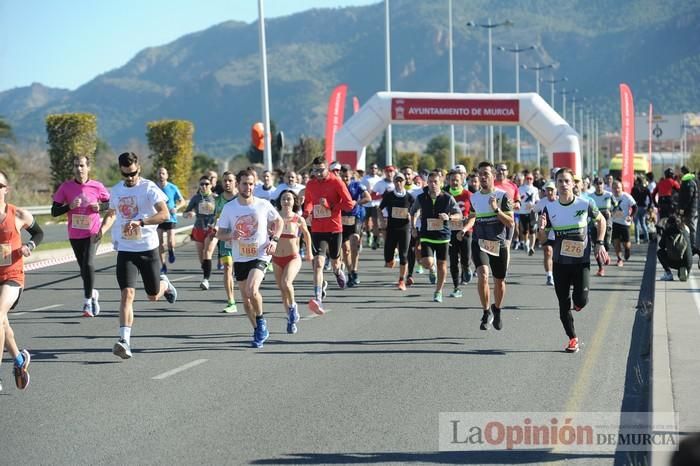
xmin=397 ymin=151 xmax=420 ymax=170
xmin=0 ymin=117 xmax=18 ymax=175
xmin=45 ymin=113 xmax=97 ymax=190
xmin=289 ymin=136 xmax=323 ymax=172
xmin=146 ymin=119 xmax=194 ymax=190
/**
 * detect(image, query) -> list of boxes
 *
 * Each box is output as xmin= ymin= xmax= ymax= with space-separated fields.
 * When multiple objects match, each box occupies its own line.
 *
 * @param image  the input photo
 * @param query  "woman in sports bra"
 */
xmin=273 ymin=190 xmax=313 ymax=334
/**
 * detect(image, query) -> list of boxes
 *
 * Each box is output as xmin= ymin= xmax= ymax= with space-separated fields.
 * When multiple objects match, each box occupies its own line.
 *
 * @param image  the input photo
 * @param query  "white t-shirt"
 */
xmin=272 ymin=182 xmax=305 ymax=201
xmin=518 ymin=184 xmax=540 ymax=214
xmin=216 ymin=197 xmax=282 ymax=263
xmin=360 ymin=174 xmax=382 ymax=207
xmin=110 ymin=179 xmax=167 ymax=252
xmin=611 ymin=192 xmax=637 ymax=226
xmin=253 ymin=184 xmax=277 ymax=201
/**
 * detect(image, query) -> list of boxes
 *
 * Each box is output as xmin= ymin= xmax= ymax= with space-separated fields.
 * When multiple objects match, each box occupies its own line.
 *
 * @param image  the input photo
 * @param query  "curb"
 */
xmin=23 ymin=225 xmax=193 ymax=272
xmin=650 ymin=266 xmax=677 ymax=466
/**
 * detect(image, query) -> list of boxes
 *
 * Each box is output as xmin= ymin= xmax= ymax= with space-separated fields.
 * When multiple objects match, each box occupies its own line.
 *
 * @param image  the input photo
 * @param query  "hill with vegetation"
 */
xmin=1 ymin=0 xmax=698 ymax=158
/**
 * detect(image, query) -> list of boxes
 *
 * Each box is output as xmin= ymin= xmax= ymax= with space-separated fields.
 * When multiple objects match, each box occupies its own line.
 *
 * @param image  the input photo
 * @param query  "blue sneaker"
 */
xmin=252 ymin=318 xmax=269 ymax=348
xmin=13 ymin=349 xmax=31 ymax=390
xmin=160 ymin=274 xmax=177 ymax=304
xmin=287 ymin=303 xmax=299 ymax=333
xmin=168 ymin=249 xmax=176 ymax=264
xmin=160 ymin=264 xmax=167 ymax=274
xmin=429 ymin=267 xmax=437 ymax=285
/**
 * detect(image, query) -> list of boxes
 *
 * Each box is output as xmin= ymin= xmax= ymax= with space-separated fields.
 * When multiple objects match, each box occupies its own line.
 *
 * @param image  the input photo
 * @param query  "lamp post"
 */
xmin=257 ymin=0 xmax=272 ymax=170
xmin=497 ymin=43 xmax=536 ymax=164
xmin=541 ymin=75 xmax=567 ymax=112
xmin=466 ymin=18 xmax=512 ymax=163
xmin=522 ymin=62 xmax=556 ymax=168
xmin=448 ymin=0 xmax=455 ymax=167
xmin=384 ymin=0 xmax=393 ymax=166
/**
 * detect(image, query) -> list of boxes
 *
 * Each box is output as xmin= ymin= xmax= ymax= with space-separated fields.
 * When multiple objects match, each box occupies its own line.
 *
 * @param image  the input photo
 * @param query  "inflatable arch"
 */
xmin=334 ymin=91 xmax=581 ymax=174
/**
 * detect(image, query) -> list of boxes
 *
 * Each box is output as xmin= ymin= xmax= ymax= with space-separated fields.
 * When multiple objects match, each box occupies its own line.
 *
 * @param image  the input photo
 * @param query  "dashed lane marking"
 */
xmin=152 ymin=359 xmax=208 ymax=380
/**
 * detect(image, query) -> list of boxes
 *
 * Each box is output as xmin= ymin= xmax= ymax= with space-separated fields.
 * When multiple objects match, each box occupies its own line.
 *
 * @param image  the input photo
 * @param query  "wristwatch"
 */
xmin=271 ymin=236 xmax=279 ymax=242
xmin=139 ymin=219 xmax=145 ymax=227
xmin=595 ymin=240 xmax=604 ymax=245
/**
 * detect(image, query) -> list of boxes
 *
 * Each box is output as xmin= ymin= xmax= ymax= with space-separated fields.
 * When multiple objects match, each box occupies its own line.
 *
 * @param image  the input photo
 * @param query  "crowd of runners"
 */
xmin=1 ymin=151 xmax=698 ymax=391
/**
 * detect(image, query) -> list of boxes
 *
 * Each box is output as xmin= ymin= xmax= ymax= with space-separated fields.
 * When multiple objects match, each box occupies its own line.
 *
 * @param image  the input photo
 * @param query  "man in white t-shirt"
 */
xmin=216 ymin=168 xmax=283 ymax=348
xmin=253 ymin=169 xmax=277 ymax=202
xmin=99 ymin=152 xmax=178 ymax=360
xmin=372 ymin=165 xmax=396 ymax=249
xmin=360 ymin=163 xmax=382 ymax=247
xmin=610 ymin=180 xmax=638 ymax=267
xmin=517 ymin=172 xmax=540 ymax=255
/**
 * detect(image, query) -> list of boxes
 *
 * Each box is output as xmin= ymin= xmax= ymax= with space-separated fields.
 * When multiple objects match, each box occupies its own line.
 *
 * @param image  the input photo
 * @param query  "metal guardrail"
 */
xmin=24 ymin=205 xmax=52 ymax=215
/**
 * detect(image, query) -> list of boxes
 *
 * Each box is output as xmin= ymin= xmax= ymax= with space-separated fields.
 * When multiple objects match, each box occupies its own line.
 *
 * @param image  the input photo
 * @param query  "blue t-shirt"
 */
xmin=344 ymin=181 xmax=367 ymax=220
xmin=159 ymin=182 xmax=184 ymax=223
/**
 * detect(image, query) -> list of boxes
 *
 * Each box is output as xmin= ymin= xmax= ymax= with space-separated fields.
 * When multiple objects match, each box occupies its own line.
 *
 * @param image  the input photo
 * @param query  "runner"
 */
xmin=254 ymin=169 xmax=277 ymax=202
xmin=184 ymin=175 xmax=218 ymax=290
xmin=446 ymin=170 xmax=472 ymax=297
xmin=272 ymin=171 xmax=305 ymax=202
xmin=154 ymin=167 xmax=185 ymax=274
xmin=379 ymin=171 xmax=414 ymax=290
xmin=534 ymin=181 xmax=558 ymax=285
xmin=340 ymin=166 xmax=371 ymax=287
xmin=461 ymin=162 xmax=514 ymax=330
xmin=652 ymin=168 xmax=680 ymax=220
xmin=610 ymin=180 xmax=637 ymax=267
xmin=372 ymin=166 xmax=396 ymax=250
xmin=216 ymin=168 xmax=283 ymax=348
xmin=538 ymin=168 xmax=608 ymax=353
xmin=410 ymin=171 xmax=461 ymax=303
xmin=303 ymin=157 xmax=354 ymax=314
xmin=517 ymin=171 xmax=540 ymax=256
xmin=0 ymin=170 xmax=43 ymax=391
xmin=273 ymin=190 xmax=313 ymax=333
xmin=99 ymin=152 xmax=177 ymax=359
xmin=210 ymin=171 xmax=238 ymax=313
xmin=589 ymin=177 xmax=613 ymax=276
xmin=495 ymin=164 xmax=520 ymax=252
xmin=51 ymin=155 xmax=110 ymax=317
xmin=360 ymin=163 xmax=382 ymax=248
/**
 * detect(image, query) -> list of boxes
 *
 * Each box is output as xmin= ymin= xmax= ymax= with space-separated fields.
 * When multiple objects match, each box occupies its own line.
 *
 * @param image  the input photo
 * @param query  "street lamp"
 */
xmin=497 ymin=43 xmax=536 ymax=164
xmin=522 ymin=62 xmax=557 ymax=168
xmin=559 ymin=87 xmax=575 ymax=121
xmin=541 ymin=75 xmax=567 ymax=112
xmin=466 ymin=18 xmax=513 ymax=163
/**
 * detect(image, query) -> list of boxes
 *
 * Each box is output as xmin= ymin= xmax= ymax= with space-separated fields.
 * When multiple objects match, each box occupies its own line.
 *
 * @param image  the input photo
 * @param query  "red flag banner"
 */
xmin=325 ymin=84 xmax=348 ymax=163
xmin=619 ymin=84 xmax=635 ymax=193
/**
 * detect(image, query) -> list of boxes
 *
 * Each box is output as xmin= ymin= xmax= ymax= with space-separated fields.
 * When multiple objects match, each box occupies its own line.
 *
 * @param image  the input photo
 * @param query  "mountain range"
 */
xmin=1 ymin=0 xmax=699 ymax=158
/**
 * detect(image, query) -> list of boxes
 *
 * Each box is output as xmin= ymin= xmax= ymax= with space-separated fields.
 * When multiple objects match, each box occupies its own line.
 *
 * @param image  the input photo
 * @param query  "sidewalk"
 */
xmin=651 ymin=261 xmax=700 ymax=465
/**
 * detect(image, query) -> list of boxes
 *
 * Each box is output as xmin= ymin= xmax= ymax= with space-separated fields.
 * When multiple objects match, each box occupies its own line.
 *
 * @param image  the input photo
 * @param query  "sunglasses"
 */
xmin=311 ymin=167 xmax=326 ymax=173
xmin=121 ymin=170 xmax=138 ymax=178
xmin=200 ymin=182 xmax=211 ymax=186
xmin=0 ymin=183 xmax=7 ymax=189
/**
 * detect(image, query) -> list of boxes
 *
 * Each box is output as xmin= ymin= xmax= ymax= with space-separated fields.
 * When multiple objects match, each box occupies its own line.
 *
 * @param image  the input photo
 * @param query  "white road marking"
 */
xmin=32 ymin=304 xmax=62 ymax=311
xmin=152 ymin=359 xmax=208 ymax=380
xmin=690 ymin=275 xmax=700 ymax=318
xmin=170 ymin=275 xmax=194 ymax=282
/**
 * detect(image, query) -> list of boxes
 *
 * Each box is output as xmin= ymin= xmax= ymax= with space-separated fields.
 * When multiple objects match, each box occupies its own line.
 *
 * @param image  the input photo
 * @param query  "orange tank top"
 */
xmin=0 ymin=204 xmax=25 ymax=286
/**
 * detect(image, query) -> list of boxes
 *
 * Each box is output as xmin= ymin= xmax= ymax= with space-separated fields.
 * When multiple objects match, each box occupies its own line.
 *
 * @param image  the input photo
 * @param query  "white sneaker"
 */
xmin=91 ymin=289 xmax=100 ymax=316
xmin=200 ymin=278 xmax=210 ymax=290
xmin=659 ymin=271 xmax=674 ymax=281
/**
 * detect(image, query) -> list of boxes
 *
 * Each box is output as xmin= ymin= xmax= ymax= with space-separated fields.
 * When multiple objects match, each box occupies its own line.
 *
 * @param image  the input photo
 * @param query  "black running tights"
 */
xmin=70 ymin=236 xmax=98 ymax=299
xmin=552 ymin=262 xmax=590 ymax=339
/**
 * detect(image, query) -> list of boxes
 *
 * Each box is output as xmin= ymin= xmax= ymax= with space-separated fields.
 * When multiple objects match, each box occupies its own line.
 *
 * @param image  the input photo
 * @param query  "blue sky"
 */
xmin=0 ymin=0 xmax=377 ymax=92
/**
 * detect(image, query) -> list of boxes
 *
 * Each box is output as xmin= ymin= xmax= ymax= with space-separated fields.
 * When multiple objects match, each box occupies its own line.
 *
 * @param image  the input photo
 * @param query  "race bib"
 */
xmin=341 ymin=216 xmax=356 ymax=226
xmin=449 ymin=216 xmax=463 ymax=231
xmin=391 ymin=207 xmax=408 ymax=219
xmin=121 ymin=223 xmax=142 ymax=241
xmin=0 ymin=243 xmax=12 ymax=266
xmin=561 ymin=239 xmax=585 ymax=258
xmin=238 ymin=242 xmax=258 ymax=258
xmin=478 ymin=239 xmax=501 ymax=256
xmin=71 ymin=214 xmax=91 ymax=230
xmin=198 ymin=201 xmax=215 ymax=215
xmin=427 ymin=218 xmax=443 ymax=231
xmin=313 ymin=204 xmax=331 ymax=219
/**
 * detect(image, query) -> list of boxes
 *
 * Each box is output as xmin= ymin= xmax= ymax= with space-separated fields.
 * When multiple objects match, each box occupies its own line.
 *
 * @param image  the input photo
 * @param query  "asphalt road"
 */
xmin=1 ymin=241 xmax=651 ymax=465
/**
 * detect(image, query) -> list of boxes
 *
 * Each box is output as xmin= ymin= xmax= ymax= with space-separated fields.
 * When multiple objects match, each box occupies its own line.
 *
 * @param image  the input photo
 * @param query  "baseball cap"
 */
xmin=393 ymin=172 xmax=406 ymax=181
xmin=330 ymin=161 xmax=341 ymax=171
xmin=453 ymin=164 xmax=467 ymax=173
xmin=545 ymin=181 xmax=556 ymax=190
xmin=573 ymin=174 xmax=582 ymax=182
xmin=384 ymin=165 xmax=396 ymax=172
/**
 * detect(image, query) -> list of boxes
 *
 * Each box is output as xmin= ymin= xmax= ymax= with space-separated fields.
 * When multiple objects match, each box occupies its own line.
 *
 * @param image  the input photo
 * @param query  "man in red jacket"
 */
xmin=303 ymin=156 xmax=355 ymax=314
